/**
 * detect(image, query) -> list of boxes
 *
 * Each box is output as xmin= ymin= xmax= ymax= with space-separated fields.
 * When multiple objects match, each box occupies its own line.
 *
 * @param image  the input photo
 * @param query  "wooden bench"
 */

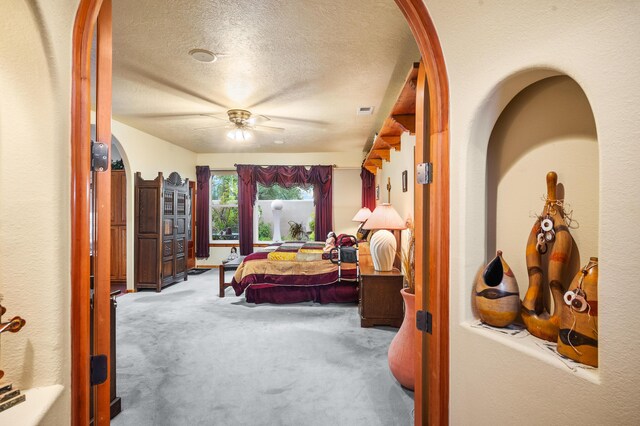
xmin=219 ymin=256 xmax=245 ymax=297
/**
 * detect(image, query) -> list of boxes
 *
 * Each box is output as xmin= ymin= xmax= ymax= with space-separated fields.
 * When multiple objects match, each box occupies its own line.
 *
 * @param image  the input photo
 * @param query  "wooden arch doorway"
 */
xmin=71 ymin=0 xmax=449 ymax=424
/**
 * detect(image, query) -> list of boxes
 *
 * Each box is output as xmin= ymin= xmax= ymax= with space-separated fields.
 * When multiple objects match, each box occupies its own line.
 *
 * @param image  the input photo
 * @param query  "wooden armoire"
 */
xmin=135 ymin=172 xmax=191 ymax=292
xmin=110 ymin=170 xmax=127 ymax=286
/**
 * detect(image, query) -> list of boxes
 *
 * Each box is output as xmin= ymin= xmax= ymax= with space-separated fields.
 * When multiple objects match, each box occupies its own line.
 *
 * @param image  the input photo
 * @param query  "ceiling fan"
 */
xmin=195 ymin=109 xmax=285 ymax=141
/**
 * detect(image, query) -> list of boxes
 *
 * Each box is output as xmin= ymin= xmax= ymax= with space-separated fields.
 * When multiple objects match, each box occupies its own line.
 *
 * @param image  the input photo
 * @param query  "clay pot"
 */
xmin=557 ymin=257 xmax=599 ymax=367
xmin=388 ymin=289 xmax=415 ymax=390
xmin=474 ymin=250 xmax=520 ymax=327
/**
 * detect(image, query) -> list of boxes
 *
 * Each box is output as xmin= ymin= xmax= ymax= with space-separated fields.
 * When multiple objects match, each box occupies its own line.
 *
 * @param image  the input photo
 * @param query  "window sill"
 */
xmin=208 ymin=242 xmax=270 ymax=248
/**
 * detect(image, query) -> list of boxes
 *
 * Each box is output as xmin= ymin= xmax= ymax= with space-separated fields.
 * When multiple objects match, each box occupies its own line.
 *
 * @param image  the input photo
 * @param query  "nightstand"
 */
xmin=359 ymin=263 xmax=404 ymax=327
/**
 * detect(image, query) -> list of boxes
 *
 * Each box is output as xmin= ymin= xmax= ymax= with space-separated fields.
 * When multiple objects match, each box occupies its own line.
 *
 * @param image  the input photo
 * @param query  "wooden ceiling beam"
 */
xmin=365 ymin=158 xmax=383 ymax=168
xmin=361 ymin=63 xmax=419 ymax=176
xmin=364 ymin=165 xmax=378 ymax=175
xmin=391 ymin=113 xmax=415 ymax=134
xmin=378 ymin=134 xmax=401 ymax=150
xmin=370 ymin=149 xmax=391 ymax=161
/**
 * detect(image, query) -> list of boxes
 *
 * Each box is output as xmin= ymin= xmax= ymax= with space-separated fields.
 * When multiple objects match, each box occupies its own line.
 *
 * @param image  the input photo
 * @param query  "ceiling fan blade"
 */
xmin=253 ymin=124 xmax=285 ymax=133
xmin=193 ymin=123 xmax=230 ymax=131
xmin=199 ymin=113 xmax=229 ymax=121
xmin=247 ymin=114 xmax=271 ymax=125
xmin=265 ymin=115 xmax=329 ymax=127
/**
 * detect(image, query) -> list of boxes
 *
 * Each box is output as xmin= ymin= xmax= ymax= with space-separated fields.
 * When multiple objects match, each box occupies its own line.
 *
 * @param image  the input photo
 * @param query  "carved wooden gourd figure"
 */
xmin=475 ymin=250 xmax=520 ymax=327
xmin=522 ymin=171 xmax=574 ymax=342
xmin=557 ymin=257 xmax=599 ymax=367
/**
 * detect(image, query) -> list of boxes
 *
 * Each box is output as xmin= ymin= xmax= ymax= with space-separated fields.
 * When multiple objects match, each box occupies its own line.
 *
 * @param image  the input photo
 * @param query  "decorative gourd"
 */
xmin=522 ymin=172 xmax=574 ymax=342
xmin=557 ymin=257 xmax=598 ymax=367
xmin=475 ymin=250 xmax=520 ymax=327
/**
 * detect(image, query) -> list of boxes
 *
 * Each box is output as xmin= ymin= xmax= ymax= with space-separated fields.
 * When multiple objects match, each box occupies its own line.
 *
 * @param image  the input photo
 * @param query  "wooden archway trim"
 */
xmin=394 ymin=1 xmax=450 ymax=425
xmin=71 ymin=0 xmax=105 ymax=424
xmin=71 ymin=1 xmax=448 ymax=425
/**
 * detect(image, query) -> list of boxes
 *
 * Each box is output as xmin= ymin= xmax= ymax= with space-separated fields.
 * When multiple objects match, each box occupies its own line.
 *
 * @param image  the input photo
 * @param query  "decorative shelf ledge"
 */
xmin=463 ymin=320 xmax=600 ymax=384
xmin=0 ymin=384 xmax=64 ymax=425
xmin=363 ymin=62 xmax=419 ymax=175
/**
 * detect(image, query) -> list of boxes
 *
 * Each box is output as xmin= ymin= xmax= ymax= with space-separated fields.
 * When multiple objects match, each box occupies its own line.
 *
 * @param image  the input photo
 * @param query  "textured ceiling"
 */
xmin=110 ymin=0 xmax=419 ymax=153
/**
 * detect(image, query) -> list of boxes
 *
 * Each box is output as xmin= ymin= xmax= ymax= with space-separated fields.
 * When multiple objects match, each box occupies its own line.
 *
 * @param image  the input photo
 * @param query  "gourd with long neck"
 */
xmin=522 ymin=171 xmax=573 ymax=342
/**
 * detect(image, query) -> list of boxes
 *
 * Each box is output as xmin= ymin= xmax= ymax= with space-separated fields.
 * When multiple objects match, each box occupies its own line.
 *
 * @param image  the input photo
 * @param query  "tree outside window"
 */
xmin=210 ymin=174 xmax=239 ymax=241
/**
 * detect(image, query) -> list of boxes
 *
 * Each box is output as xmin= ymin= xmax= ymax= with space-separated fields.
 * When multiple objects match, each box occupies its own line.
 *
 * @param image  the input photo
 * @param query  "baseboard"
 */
xmin=193 ymin=265 xmax=219 ymax=269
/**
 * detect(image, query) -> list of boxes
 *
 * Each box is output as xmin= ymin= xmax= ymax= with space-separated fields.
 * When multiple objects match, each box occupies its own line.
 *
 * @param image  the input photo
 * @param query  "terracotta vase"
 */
xmin=557 ymin=257 xmax=599 ymax=367
xmin=388 ymin=289 xmax=415 ymax=390
xmin=475 ymin=250 xmax=520 ymax=327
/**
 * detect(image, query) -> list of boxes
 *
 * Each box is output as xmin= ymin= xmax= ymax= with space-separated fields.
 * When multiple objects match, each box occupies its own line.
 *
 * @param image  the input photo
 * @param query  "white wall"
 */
xmin=0 ymin=0 xmax=79 ymax=422
xmin=196 ymin=152 xmax=362 ymax=266
xmin=423 ymin=0 xmax=640 ymax=423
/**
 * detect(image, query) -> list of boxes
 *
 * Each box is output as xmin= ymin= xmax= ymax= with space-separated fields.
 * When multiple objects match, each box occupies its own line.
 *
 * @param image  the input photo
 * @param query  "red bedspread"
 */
xmin=230 ymin=248 xmax=358 ymax=298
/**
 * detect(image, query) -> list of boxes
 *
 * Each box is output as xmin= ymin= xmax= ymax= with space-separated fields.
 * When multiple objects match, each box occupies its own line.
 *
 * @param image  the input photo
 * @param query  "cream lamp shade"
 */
xmin=352 ymin=207 xmax=372 ymax=223
xmin=362 ymin=203 xmax=406 ymax=271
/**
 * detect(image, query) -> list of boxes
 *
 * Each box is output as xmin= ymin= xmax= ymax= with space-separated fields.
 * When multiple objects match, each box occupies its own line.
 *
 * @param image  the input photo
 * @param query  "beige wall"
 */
xmin=3 ymin=0 xmax=639 ymax=423
xmin=375 ymin=132 xmax=415 ymax=268
xmin=487 ymin=76 xmax=599 ymax=301
xmin=424 ymin=0 xmax=640 ymax=423
xmin=376 ymin=132 xmax=415 ymax=222
xmin=0 ymin=0 xmax=80 ymax=423
xmin=110 ymin=118 xmax=197 ymax=291
xmin=196 ymin=152 xmax=363 ymax=266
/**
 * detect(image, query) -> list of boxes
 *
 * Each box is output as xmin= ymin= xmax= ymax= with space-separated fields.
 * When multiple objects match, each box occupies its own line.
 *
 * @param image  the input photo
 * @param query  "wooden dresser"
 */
xmin=134 ymin=172 xmax=191 ymax=292
xmin=359 ymin=263 xmax=404 ymax=327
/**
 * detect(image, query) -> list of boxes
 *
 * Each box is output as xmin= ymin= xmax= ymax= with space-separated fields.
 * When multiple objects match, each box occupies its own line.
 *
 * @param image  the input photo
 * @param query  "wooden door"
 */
xmin=162 ymin=186 xmax=176 ymax=284
xmin=110 ymin=170 xmax=126 ymax=283
xmin=187 ymin=181 xmax=196 ymax=270
xmin=71 ymin=0 xmax=113 ymax=423
xmin=174 ymin=189 xmax=188 ymax=278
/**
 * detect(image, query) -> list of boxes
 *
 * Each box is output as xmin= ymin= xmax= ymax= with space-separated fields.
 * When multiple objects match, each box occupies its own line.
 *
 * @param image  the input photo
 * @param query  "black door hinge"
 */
xmin=90 ymin=354 xmax=108 ymax=385
xmin=416 ymin=310 xmax=432 ymax=334
xmin=91 ymin=140 xmax=109 ymax=172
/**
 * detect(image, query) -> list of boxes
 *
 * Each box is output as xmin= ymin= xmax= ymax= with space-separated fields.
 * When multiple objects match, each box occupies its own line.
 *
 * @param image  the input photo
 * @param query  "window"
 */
xmin=256 ymin=183 xmax=315 ymax=242
xmin=210 ymin=172 xmax=239 ymax=242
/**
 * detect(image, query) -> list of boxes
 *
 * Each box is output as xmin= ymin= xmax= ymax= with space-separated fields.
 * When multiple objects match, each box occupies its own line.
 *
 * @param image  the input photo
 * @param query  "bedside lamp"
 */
xmin=362 ymin=203 xmax=406 ymax=271
xmin=352 ymin=207 xmax=372 ymax=240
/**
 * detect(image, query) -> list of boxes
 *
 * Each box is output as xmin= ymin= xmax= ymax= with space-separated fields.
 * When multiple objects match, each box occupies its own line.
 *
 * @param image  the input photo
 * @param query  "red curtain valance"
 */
xmin=237 ymin=165 xmax=333 ymax=255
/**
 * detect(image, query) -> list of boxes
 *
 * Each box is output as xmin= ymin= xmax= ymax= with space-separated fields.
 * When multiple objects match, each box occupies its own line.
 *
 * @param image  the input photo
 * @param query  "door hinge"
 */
xmin=91 ymin=140 xmax=110 ymax=172
xmin=416 ymin=310 xmax=432 ymax=334
xmin=90 ymin=354 xmax=108 ymax=385
xmin=416 ymin=162 xmax=433 ymax=184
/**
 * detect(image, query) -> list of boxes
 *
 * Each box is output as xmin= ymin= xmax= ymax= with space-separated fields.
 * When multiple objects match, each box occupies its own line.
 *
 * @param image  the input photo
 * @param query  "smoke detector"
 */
xmin=189 ymin=49 xmax=218 ymax=63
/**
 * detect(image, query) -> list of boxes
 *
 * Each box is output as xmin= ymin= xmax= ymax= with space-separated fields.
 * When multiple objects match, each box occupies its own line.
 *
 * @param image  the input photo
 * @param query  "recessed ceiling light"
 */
xmin=357 ymin=106 xmax=375 ymax=116
xmin=189 ymin=48 xmax=217 ymax=63
xmin=273 ymin=140 xmax=285 ymax=145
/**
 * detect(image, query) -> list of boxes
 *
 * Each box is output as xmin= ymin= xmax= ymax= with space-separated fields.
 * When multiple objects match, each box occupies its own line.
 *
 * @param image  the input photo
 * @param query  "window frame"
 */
xmin=209 ymin=170 xmax=240 ymax=244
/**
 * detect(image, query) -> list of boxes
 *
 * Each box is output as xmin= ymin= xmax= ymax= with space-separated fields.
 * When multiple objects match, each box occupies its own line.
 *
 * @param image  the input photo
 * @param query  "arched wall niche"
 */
xmin=486 ymin=75 xmax=599 ymax=304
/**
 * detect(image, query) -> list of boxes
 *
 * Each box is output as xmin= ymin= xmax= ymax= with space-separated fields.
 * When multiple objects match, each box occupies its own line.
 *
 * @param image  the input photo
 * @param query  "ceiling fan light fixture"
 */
xmin=227 ymin=127 xmax=252 ymax=142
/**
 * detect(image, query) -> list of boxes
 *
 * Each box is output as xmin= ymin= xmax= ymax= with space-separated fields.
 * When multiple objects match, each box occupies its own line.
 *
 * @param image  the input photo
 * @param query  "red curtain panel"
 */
xmin=195 ymin=165 xmax=211 ymax=258
xmin=360 ymin=167 xmax=376 ymax=210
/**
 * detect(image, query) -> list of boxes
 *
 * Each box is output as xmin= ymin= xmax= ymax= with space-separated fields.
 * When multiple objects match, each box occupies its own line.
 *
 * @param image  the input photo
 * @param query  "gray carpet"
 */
xmin=112 ymin=270 xmax=414 ymax=426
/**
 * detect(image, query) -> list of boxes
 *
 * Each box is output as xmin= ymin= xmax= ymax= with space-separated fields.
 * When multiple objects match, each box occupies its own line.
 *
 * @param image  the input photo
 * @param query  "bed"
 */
xmin=230 ymin=241 xmax=370 ymax=304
